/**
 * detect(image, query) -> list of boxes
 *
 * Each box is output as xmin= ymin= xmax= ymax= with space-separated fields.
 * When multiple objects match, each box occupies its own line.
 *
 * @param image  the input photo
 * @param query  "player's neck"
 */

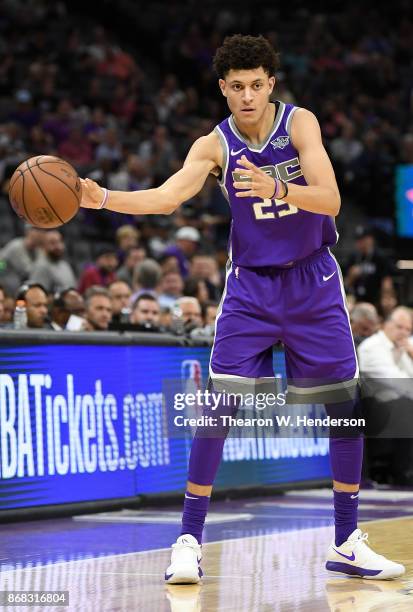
xmin=232 ymin=102 xmax=275 ymax=146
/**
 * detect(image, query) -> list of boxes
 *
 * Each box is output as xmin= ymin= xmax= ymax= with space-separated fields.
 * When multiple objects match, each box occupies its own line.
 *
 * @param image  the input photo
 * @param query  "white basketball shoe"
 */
xmin=326 ymin=528 xmax=405 ymax=580
xmin=165 ymin=534 xmax=203 ymax=584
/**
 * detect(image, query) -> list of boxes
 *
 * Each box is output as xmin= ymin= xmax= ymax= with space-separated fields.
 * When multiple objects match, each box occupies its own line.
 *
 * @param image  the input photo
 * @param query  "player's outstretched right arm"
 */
xmin=80 ymin=132 xmax=221 ymax=215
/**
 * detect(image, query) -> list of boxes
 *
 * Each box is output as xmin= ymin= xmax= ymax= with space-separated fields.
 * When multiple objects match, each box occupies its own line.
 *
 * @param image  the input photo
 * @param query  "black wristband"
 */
xmin=279 ymin=179 xmax=288 ymax=199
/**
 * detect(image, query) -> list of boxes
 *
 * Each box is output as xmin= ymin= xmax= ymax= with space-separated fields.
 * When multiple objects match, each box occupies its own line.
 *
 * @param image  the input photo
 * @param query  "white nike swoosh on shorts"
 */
xmin=323 ymin=271 xmax=336 ymax=281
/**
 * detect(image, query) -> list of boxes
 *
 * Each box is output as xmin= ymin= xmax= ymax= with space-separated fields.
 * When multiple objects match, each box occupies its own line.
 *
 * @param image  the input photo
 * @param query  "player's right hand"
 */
xmin=80 ymin=178 xmax=106 ymax=209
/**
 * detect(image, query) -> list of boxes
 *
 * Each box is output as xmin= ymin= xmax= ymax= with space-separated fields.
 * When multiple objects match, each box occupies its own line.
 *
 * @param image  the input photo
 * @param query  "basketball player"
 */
xmin=80 ymin=35 xmax=405 ymax=581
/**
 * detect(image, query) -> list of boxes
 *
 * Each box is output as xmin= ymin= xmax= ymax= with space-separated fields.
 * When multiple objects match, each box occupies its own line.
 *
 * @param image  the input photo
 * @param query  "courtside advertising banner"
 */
xmin=0 ymin=343 xmax=330 ymax=509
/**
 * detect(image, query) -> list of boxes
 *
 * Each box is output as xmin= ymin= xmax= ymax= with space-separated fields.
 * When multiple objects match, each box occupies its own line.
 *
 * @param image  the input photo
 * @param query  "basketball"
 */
xmin=8 ymin=155 xmax=82 ymax=229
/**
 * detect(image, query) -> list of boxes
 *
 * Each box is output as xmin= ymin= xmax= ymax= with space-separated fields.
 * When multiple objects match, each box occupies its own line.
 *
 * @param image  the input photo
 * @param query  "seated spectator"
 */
xmin=159 ymin=306 xmax=173 ymax=330
xmin=83 ymin=286 xmax=112 ymax=331
xmin=344 ymin=227 xmax=395 ymax=304
xmin=358 ymin=306 xmax=413 ymax=485
xmin=30 ymin=230 xmax=77 ymax=293
xmin=163 ymin=227 xmax=200 ymax=278
xmin=0 ymin=225 xmax=44 ymax=293
xmin=191 ymin=300 xmax=219 ymax=340
xmin=78 ymin=246 xmax=118 ymax=294
xmin=330 ymin=121 xmax=363 ymax=167
xmin=109 ymin=154 xmax=153 ymax=191
xmin=116 ymin=246 xmax=146 ymax=286
xmin=16 ymin=282 xmax=50 ymax=329
xmin=159 ymin=254 xmax=180 ymax=275
xmin=58 ymin=125 xmax=93 ymax=169
xmin=94 ymin=127 xmax=123 ymax=165
xmin=2 ymin=295 xmax=15 ymax=324
xmin=130 ymin=293 xmax=161 ymax=331
xmin=138 ymin=125 xmax=176 ymax=182
xmin=131 ymin=259 xmax=162 ymax=300
xmin=204 ymin=301 xmax=218 ymax=328
xmin=158 ymin=271 xmax=184 ymax=309
xmin=183 ymin=276 xmax=210 ymax=306
xmin=115 ymin=225 xmax=140 ymax=262
xmin=358 ymin=306 xmax=413 ymax=380
xmin=377 ymin=288 xmax=399 ymax=321
xmin=189 ymin=254 xmax=222 ymax=300
xmin=350 ymin=302 xmax=379 ymax=346
xmin=50 ymin=288 xmax=85 ymax=331
xmin=171 ymin=296 xmax=203 ymax=335
xmin=108 ymin=280 xmax=132 ymax=324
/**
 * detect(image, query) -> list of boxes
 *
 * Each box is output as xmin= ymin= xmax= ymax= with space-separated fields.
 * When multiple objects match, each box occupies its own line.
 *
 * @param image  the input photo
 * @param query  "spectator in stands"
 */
xmin=191 ymin=300 xmax=219 ymax=339
xmin=358 ymin=306 xmax=413 ymax=485
xmin=158 ymin=271 xmax=184 ymax=309
xmin=109 ymin=154 xmax=153 ymax=191
xmin=358 ymin=307 xmax=413 ymax=379
xmin=58 ymin=125 xmax=93 ymax=169
xmin=204 ymin=301 xmax=218 ymax=328
xmin=116 ymin=246 xmax=147 ymax=286
xmin=330 ymin=121 xmax=364 ymax=167
xmin=78 ymin=246 xmax=118 ymax=294
xmin=159 ymin=254 xmax=181 ymax=275
xmin=131 ymin=259 xmax=162 ymax=299
xmin=2 ymin=295 xmax=15 ymax=323
xmin=344 ymin=227 xmax=394 ymax=304
xmin=159 ymin=306 xmax=173 ymax=330
xmin=130 ymin=293 xmax=161 ymax=331
xmin=171 ymin=296 xmax=203 ymax=335
xmin=0 ymin=225 xmax=44 ymax=291
xmin=138 ymin=125 xmax=176 ymax=182
xmin=163 ymin=227 xmax=200 ymax=278
xmin=94 ymin=127 xmax=123 ymax=165
xmin=189 ymin=254 xmax=222 ymax=301
xmin=350 ymin=302 xmax=380 ymax=346
xmin=83 ymin=286 xmax=112 ymax=331
xmin=50 ymin=288 xmax=85 ymax=331
xmin=377 ymin=288 xmax=399 ymax=321
xmin=108 ymin=280 xmax=132 ymax=324
xmin=183 ymin=276 xmax=210 ymax=306
xmin=29 ymin=230 xmax=77 ymax=293
xmin=16 ymin=283 xmax=50 ymax=329
xmin=115 ymin=225 xmax=140 ymax=260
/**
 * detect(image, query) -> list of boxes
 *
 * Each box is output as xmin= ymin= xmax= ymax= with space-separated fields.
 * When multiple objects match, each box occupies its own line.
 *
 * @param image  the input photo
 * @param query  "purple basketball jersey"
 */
xmin=214 ymin=101 xmax=338 ymax=267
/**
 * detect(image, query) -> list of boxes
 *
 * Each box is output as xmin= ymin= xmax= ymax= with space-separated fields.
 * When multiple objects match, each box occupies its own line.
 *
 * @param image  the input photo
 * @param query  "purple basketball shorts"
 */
xmin=210 ymin=247 xmax=358 ymax=398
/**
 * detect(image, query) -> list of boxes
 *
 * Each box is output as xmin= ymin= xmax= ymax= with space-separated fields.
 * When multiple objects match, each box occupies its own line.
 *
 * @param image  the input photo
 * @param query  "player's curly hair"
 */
xmin=213 ymin=34 xmax=279 ymax=79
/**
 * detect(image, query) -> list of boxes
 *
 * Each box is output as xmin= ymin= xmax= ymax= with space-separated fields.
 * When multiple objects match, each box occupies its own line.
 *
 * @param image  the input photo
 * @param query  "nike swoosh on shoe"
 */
xmin=332 ymin=548 xmax=356 ymax=561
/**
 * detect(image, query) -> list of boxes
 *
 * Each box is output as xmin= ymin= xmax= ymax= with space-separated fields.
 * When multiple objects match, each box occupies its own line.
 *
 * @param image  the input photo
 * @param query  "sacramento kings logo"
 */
xmin=271 ymin=136 xmax=290 ymax=150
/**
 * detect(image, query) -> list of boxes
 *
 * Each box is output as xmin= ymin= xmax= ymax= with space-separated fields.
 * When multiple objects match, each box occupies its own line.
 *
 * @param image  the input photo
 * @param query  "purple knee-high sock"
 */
xmin=181 ymin=436 xmax=227 ymax=543
xmin=180 ymin=381 xmax=239 ymax=543
xmin=333 ymin=489 xmax=359 ymax=547
xmin=329 ymin=436 xmax=363 ymax=546
xmin=181 ymin=491 xmax=210 ymax=544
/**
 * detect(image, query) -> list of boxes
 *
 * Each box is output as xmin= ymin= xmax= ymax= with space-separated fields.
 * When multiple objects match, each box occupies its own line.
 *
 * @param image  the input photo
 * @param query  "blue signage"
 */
xmin=396 ymin=164 xmax=413 ymax=238
xmin=0 ymin=343 xmax=330 ymax=510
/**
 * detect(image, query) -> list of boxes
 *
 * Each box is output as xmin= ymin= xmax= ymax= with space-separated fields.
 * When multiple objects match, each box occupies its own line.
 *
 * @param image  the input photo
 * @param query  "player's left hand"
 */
xmin=233 ymin=155 xmax=276 ymax=199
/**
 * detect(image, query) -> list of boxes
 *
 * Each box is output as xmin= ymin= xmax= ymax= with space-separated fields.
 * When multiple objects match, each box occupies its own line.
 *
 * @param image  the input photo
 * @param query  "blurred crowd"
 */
xmin=0 ymin=0 xmax=411 ymax=250
xmin=0 ymin=224 xmax=220 ymax=338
